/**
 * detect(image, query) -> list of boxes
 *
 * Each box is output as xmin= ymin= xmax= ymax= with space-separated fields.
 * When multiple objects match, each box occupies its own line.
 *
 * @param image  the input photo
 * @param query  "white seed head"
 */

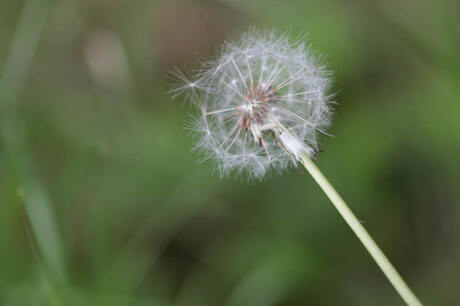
xmin=171 ymin=28 xmax=333 ymax=179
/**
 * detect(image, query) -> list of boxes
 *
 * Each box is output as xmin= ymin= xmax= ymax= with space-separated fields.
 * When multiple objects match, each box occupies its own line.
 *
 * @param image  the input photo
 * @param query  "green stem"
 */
xmin=300 ymin=154 xmax=422 ymax=306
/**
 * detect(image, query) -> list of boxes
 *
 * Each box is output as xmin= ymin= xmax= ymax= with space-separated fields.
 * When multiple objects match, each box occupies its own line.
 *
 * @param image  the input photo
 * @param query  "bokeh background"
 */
xmin=1 ymin=0 xmax=459 ymax=305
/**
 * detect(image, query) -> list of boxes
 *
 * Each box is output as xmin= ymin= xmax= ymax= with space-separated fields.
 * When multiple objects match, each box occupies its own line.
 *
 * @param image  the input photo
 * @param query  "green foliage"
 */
xmin=1 ymin=0 xmax=459 ymax=305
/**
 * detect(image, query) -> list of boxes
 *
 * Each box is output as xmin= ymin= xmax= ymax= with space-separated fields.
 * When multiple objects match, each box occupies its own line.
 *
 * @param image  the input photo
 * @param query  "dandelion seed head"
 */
xmin=172 ymin=28 xmax=333 ymax=179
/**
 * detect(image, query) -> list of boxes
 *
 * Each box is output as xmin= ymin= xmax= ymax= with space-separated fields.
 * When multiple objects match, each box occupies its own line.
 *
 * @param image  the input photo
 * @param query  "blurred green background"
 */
xmin=1 ymin=0 xmax=459 ymax=305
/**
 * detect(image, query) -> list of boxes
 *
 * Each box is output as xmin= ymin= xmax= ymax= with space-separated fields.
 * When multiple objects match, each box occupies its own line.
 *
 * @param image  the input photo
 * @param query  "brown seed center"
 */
xmin=237 ymin=83 xmax=279 ymax=131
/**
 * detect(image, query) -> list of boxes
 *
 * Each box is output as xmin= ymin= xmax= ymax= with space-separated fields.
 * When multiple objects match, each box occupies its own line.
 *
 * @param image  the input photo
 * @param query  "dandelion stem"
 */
xmin=299 ymin=154 xmax=423 ymax=306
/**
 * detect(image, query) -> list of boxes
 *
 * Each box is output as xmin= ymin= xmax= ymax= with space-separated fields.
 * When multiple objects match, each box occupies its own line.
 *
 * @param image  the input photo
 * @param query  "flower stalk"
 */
xmin=299 ymin=154 xmax=423 ymax=306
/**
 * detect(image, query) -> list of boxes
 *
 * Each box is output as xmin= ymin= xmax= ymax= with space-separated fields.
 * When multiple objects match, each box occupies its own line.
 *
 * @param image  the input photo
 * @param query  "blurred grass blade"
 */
xmin=0 ymin=0 xmax=50 ymax=106
xmin=22 ymin=179 xmax=66 ymax=281
xmin=0 ymin=0 xmax=66 ymax=291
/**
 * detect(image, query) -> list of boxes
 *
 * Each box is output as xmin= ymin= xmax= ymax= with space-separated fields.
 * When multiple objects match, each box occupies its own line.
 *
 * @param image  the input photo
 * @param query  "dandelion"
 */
xmin=171 ymin=28 xmax=422 ymax=306
xmin=171 ymin=29 xmax=331 ymax=178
